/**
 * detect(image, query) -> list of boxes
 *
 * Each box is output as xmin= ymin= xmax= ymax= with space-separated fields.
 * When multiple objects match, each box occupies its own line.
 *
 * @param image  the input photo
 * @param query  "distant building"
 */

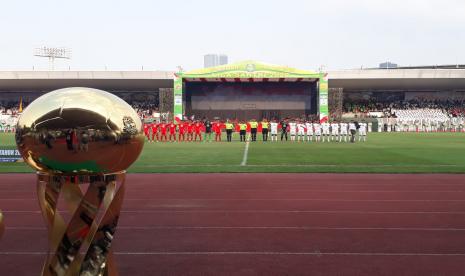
xmin=219 ymin=54 xmax=228 ymax=66
xmin=379 ymin=61 xmax=398 ymax=69
xmin=204 ymin=54 xmax=218 ymax=68
xmin=204 ymin=54 xmax=228 ymax=68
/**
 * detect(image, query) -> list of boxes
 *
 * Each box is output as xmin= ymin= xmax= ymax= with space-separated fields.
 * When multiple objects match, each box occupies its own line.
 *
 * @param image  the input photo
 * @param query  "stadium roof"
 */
xmin=0 ymin=71 xmax=174 ymax=91
xmin=373 ymin=64 xmax=465 ymax=70
xmin=328 ymin=69 xmax=465 ymax=91
xmin=0 ymin=67 xmax=465 ymax=92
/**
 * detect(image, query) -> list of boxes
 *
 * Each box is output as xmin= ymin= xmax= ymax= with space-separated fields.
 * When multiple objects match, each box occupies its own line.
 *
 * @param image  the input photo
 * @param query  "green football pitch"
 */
xmin=1 ymin=132 xmax=464 ymax=173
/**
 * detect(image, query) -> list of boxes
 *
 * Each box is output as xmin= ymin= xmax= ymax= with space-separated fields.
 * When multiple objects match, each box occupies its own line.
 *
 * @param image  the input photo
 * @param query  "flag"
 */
xmin=19 ymin=97 xmax=23 ymax=113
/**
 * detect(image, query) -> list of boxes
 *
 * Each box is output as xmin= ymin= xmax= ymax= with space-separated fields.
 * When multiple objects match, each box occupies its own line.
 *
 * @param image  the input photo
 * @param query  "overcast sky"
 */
xmin=1 ymin=0 xmax=464 ymax=71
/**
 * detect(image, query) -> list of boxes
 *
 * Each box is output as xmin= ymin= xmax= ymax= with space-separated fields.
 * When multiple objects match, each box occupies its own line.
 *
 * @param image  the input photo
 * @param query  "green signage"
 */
xmin=173 ymin=77 xmax=183 ymax=119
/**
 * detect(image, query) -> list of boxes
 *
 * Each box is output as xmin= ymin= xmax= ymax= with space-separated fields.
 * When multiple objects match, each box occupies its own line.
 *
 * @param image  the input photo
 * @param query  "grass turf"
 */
xmin=1 ymin=132 xmax=465 ymax=173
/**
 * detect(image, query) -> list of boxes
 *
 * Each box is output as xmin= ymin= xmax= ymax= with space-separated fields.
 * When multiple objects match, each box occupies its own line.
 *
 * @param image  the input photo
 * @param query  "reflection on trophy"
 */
xmin=16 ymin=87 xmax=145 ymax=275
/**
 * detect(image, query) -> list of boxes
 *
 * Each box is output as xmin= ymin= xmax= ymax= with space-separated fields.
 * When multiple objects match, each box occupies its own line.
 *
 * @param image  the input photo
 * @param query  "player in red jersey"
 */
xmin=214 ymin=120 xmax=223 ymax=142
xmin=150 ymin=122 xmax=158 ymax=142
xmin=178 ymin=121 xmax=186 ymax=142
xmin=168 ymin=122 xmax=177 ymax=142
xmin=159 ymin=122 xmax=167 ymax=142
xmin=194 ymin=120 xmax=202 ymax=141
xmin=186 ymin=121 xmax=194 ymax=142
xmin=143 ymin=123 xmax=150 ymax=141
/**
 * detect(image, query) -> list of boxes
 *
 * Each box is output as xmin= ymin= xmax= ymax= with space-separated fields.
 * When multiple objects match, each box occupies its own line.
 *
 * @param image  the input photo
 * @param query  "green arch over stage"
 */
xmin=174 ymin=60 xmax=328 ymax=121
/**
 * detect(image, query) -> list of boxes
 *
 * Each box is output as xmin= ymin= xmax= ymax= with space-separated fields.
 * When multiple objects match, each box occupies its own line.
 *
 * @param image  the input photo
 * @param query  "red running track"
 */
xmin=1 ymin=173 xmax=465 ymax=275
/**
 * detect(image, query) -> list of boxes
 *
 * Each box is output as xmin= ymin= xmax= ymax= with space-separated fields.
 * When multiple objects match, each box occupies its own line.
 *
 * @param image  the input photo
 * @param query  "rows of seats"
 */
xmin=392 ymin=108 xmax=449 ymax=122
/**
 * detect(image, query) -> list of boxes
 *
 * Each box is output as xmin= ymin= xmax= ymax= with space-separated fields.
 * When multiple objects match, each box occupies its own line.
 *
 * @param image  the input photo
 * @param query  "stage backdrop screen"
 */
xmin=185 ymin=81 xmax=315 ymax=111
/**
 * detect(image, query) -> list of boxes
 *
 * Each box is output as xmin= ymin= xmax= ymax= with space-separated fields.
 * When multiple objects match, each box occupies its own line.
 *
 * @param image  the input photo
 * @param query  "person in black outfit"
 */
xmin=280 ymin=119 xmax=289 ymax=141
xmin=44 ymin=132 xmax=54 ymax=149
xmin=203 ymin=118 xmax=212 ymax=142
xmin=65 ymin=130 xmax=73 ymax=151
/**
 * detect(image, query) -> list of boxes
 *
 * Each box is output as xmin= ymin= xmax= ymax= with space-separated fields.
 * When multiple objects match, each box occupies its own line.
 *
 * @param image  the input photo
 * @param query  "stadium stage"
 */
xmin=174 ymin=61 xmax=329 ymax=121
xmin=1 ymin=173 xmax=465 ymax=275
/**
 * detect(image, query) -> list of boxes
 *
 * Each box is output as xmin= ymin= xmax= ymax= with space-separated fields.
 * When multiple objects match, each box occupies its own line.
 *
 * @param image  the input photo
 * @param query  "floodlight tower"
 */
xmin=34 ymin=47 xmax=72 ymax=70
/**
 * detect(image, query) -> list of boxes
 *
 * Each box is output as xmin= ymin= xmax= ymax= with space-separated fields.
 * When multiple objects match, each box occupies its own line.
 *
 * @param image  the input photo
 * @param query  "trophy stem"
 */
xmin=37 ymin=172 xmax=126 ymax=276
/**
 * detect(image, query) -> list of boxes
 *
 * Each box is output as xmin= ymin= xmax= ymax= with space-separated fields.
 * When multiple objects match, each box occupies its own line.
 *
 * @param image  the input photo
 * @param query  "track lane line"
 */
xmin=4 ymin=210 xmax=465 ymax=214
xmin=7 ymin=226 xmax=465 ymax=231
xmin=2 ymin=251 xmax=465 ymax=256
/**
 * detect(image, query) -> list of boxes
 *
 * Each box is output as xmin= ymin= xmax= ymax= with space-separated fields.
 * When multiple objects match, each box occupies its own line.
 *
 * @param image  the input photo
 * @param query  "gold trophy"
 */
xmin=16 ymin=87 xmax=145 ymax=275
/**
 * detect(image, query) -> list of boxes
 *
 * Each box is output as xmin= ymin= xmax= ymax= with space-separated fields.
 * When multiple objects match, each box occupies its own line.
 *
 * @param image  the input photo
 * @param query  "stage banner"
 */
xmin=180 ymin=60 xmax=321 ymax=79
xmin=173 ymin=76 xmax=183 ymax=119
xmin=319 ymin=74 xmax=329 ymax=122
xmin=0 ymin=148 xmax=22 ymax=163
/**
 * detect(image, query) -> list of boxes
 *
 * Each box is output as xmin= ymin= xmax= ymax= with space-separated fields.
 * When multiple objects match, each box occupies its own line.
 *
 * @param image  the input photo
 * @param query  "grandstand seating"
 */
xmin=392 ymin=108 xmax=449 ymax=122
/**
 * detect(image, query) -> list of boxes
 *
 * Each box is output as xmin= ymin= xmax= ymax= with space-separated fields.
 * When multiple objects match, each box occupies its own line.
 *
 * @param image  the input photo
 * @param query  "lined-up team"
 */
xmin=143 ymin=119 xmax=368 ymax=143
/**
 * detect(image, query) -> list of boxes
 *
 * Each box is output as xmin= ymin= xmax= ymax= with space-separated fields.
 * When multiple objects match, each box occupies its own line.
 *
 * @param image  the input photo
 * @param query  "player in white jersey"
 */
xmin=313 ymin=122 xmax=321 ymax=142
xmin=402 ymin=120 xmax=408 ymax=132
xmin=451 ymin=117 xmax=459 ymax=132
xmin=430 ymin=120 xmax=437 ymax=132
xmin=297 ymin=120 xmax=306 ymax=142
xmin=270 ymin=120 xmax=279 ymax=141
xmin=339 ymin=122 xmax=348 ymax=142
xmin=289 ymin=120 xmax=297 ymax=141
xmin=305 ymin=121 xmax=313 ymax=142
xmin=330 ymin=122 xmax=339 ymax=141
xmin=424 ymin=119 xmax=431 ymax=132
xmin=358 ymin=122 xmax=367 ymax=142
xmin=321 ymin=122 xmax=330 ymax=142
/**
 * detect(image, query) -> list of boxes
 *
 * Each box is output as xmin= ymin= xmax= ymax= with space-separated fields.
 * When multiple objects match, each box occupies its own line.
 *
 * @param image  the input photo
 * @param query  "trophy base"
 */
xmin=37 ymin=172 xmax=126 ymax=276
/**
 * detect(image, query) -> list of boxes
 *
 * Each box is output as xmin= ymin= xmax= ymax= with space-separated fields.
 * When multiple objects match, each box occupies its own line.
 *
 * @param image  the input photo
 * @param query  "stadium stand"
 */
xmin=344 ymin=99 xmax=465 ymax=117
xmin=343 ymin=98 xmax=465 ymax=132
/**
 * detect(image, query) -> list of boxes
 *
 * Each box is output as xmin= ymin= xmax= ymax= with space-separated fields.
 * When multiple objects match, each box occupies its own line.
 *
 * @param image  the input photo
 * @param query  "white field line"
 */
xmin=240 ymin=139 xmax=250 ymax=166
xmin=128 ymin=164 xmax=461 ymax=167
xmin=1 ymin=163 xmax=451 ymax=168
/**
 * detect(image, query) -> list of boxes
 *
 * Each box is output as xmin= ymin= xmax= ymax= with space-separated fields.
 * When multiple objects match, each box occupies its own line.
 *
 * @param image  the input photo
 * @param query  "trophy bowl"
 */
xmin=16 ymin=87 xmax=145 ymax=175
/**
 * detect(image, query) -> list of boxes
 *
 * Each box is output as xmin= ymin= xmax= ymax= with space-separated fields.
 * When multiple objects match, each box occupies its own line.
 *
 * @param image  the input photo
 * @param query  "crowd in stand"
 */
xmin=130 ymin=101 xmax=160 ymax=119
xmin=343 ymin=98 xmax=465 ymax=132
xmin=344 ymin=99 xmax=465 ymax=118
xmin=0 ymin=100 xmax=27 ymax=115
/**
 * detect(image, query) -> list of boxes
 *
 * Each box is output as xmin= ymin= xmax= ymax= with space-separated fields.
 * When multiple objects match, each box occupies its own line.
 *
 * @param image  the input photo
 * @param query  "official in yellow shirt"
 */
xmin=261 ymin=119 xmax=269 ymax=142
xmin=238 ymin=121 xmax=247 ymax=142
xmin=249 ymin=119 xmax=258 ymax=142
xmin=224 ymin=119 xmax=234 ymax=142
